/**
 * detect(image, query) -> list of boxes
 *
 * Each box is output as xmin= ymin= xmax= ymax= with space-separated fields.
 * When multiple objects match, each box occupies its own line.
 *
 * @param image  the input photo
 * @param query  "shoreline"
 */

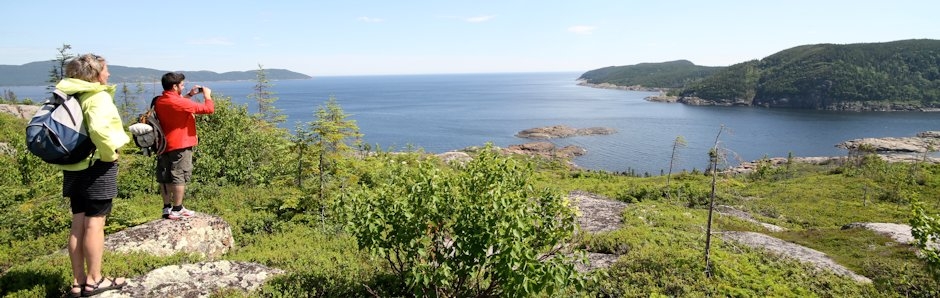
xmin=576 ymin=81 xmax=940 ymax=112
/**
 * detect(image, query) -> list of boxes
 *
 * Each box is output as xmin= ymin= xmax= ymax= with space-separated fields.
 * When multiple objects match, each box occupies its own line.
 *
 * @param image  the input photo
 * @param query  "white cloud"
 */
xmin=567 ymin=25 xmax=597 ymax=35
xmin=465 ymin=15 xmax=495 ymax=23
xmin=187 ymin=37 xmax=234 ymax=46
xmin=357 ymin=16 xmax=384 ymax=23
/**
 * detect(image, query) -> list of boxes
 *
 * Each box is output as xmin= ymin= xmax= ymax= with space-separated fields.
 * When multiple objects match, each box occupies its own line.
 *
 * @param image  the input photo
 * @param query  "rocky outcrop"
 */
xmin=0 ymin=104 xmax=39 ymax=119
xmin=103 ymin=213 xmax=234 ymax=259
xmin=721 ymin=231 xmax=872 ymax=283
xmin=677 ymin=96 xmax=752 ymax=107
xmin=842 ymin=222 xmax=939 ymax=251
xmin=715 ymin=205 xmax=786 ymax=232
xmin=515 ymin=125 xmax=616 ymax=139
xmin=568 ymin=191 xmax=629 ymax=272
xmin=918 ymin=131 xmax=940 ymax=138
xmin=569 ymin=190 xmax=629 ymax=234
xmin=96 ymin=261 xmax=284 ymax=298
xmin=436 ymin=151 xmax=472 ymax=164
xmin=838 ymin=134 xmax=940 ymax=153
xmin=503 ymin=142 xmax=586 ymax=160
xmin=644 ymin=95 xmax=678 ymax=103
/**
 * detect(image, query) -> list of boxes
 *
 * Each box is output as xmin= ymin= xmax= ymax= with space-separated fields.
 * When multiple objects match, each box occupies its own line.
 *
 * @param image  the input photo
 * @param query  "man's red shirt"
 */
xmin=154 ymin=90 xmax=215 ymax=152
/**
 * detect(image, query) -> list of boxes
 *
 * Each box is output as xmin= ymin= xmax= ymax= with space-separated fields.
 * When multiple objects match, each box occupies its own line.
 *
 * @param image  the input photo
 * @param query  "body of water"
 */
xmin=8 ymin=72 xmax=939 ymax=174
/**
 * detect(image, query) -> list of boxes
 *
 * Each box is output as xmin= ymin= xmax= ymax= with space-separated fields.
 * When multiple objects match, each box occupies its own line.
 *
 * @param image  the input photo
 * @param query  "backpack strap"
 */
xmin=150 ymin=96 xmax=160 ymax=109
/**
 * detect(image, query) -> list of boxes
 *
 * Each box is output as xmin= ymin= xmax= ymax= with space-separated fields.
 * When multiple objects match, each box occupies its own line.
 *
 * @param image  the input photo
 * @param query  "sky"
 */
xmin=2 ymin=0 xmax=938 ymax=77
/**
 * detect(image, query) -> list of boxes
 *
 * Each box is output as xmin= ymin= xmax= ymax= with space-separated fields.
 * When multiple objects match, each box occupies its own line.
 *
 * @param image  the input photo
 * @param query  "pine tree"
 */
xmin=47 ymin=44 xmax=73 ymax=92
xmin=248 ymin=64 xmax=285 ymax=125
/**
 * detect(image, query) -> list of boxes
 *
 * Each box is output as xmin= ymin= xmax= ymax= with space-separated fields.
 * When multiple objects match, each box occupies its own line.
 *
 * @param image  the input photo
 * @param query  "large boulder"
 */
xmin=0 ymin=104 xmax=39 ymax=119
xmin=104 ymin=212 xmax=234 ymax=259
xmin=96 ymin=261 xmax=284 ymax=298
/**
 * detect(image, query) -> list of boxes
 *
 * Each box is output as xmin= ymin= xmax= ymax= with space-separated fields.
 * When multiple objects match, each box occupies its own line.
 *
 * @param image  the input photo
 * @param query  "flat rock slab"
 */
xmin=842 ymin=222 xmax=940 ymax=250
xmin=715 ymin=205 xmax=786 ymax=232
xmin=722 ymin=231 xmax=871 ymax=283
xmin=569 ymin=190 xmax=628 ymax=233
xmin=95 ymin=261 xmax=284 ymax=298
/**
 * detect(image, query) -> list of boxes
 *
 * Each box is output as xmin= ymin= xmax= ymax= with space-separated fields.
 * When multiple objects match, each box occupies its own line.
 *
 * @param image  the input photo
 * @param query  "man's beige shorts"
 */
xmin=156 ymin=147 xmax=193 ymax=184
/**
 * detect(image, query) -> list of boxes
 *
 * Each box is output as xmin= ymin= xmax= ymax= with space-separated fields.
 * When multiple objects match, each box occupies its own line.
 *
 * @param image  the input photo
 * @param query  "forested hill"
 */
xmin=577 ymin=60 xmax=723 ymax=88
xmin=679 ymin=39 xmax=940 ymax=110
xmin=0 ymin=61 xmax=311 ymax=86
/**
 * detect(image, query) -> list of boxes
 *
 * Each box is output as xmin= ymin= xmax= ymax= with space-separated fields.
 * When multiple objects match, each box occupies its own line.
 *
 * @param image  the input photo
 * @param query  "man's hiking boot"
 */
xmin=162 ymin=207 xmax=171 ymax=219
xmin=168 ymin=207 xmax=195 ymax=220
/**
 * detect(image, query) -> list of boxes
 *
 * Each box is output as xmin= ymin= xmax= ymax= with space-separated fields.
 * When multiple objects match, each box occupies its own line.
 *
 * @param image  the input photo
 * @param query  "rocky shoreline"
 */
xmin=576 ymin=80 xmax=667 ymax=93
xmin=725 ymin=131 xmax=940 ymax=175
xmin=576 ymin=82 xmax=940 ymax=112
xmin=837 ymin=131 xmax=940 ymax=153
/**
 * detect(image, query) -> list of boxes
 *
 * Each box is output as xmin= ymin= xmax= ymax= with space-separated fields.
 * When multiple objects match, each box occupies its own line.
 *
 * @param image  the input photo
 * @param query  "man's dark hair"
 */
xmin=161 ymin=72 xmax=186 ymax=91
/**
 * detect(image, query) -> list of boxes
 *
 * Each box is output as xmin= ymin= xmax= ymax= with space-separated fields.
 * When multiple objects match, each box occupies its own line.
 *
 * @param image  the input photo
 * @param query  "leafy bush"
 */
xmin=194 ymin=96 xmax=291 ymax=186
xmin=339 ymin=146 xmax=584 ymax=296
xmin=910 ymin=196 xmax=940 ymax=280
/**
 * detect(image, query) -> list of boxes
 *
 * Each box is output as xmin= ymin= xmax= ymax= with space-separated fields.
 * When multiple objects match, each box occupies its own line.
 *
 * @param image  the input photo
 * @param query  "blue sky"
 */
xmin=2 ymin=0 xmax=937 ymax=76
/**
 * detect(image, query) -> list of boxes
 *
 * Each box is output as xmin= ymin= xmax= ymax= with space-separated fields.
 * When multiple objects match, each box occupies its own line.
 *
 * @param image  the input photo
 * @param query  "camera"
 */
xmin=196 ymin=87 xmax=203 ymax=93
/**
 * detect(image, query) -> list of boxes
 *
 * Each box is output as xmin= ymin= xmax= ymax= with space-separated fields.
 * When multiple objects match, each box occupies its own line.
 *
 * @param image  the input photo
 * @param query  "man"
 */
xmin=154 ymin=72 xmax=214 ymax=219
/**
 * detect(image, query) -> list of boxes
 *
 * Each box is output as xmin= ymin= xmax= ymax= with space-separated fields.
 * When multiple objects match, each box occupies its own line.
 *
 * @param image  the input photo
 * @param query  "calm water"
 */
xmin=8 ymin=72 xmax=939 ymax=174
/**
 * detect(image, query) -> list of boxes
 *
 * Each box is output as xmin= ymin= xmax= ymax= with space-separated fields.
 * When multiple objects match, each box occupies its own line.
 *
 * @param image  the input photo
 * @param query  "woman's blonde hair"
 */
xmin=65 ymin=54 xmax=106 ymax=83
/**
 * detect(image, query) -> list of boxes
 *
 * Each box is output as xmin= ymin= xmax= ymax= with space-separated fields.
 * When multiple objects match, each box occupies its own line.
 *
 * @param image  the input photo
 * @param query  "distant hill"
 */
xmin=0 ymin=61 xmax=311 ymax=86
xmin=581 ymin=39 xmax=940 ymax=111
xmin=577 ymin=60 xmax=723 ymax=89
xmin=677 ymin=39 xmax=940 ymax=110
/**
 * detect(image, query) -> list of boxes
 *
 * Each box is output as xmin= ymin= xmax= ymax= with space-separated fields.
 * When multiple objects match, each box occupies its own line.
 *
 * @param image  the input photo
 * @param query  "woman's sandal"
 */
xmin=81 ymin=276 xmax=126 ymax=297
xmin=66 ymin=283 xmax=83 ymax=298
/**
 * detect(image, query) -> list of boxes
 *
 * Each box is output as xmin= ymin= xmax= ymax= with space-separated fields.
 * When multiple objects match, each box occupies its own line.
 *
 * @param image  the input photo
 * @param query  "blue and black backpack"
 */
xmin=25 ymin=90 xmax=96 ymax=164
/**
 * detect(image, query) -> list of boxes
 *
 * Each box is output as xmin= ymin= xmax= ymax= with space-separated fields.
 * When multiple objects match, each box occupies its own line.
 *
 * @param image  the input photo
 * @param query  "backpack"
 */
xmin=25 ymin=90 xmax=96 ymax=164
xmin=128 ymin=96 xmax=167 ymax=156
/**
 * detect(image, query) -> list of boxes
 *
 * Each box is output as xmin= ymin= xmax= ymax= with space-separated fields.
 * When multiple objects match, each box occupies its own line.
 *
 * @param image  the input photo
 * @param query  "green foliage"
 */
xmin=681 ymin=60 xmax=761 ymax=103
xmin=231 ymin=224 xmax=384 ymax=297
xmin=193 ymin=96 xmax=291 ymax=186
xmin=339 ymin=146 xmax=584 ymax=297
xmin=772 ymin=227 xmax=940 ymax=297
xmin=294 ymin=96 xmax=362 ymax=211
xmin=584 ymin=202 xmax=877 ymax=297
xmin=248 ymin=64 xmax=286 ymax=125
xmin=47 ymin=44 xmax=73 ymax=92
xmin=117 ymin=81 xmax=145 ymax=124
xmin=680 ymin=39 xmax=940 ymax=109
xmin=910 ymin=196 xmax=940 ymax=279
xmin=579 ymin=60 xmax=723 ymax=88
xmin=1 ymin=89 xmax=18 ymax=103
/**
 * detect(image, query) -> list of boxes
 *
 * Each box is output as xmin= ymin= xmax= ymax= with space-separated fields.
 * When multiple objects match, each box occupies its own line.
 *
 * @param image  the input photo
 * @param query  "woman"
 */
xmin=55 ymin=54 xmax=129 ymax=297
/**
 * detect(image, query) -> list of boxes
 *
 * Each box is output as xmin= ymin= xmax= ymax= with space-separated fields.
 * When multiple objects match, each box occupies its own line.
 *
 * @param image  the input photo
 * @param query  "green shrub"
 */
xmin=339 ymin=146 xmax=584 ymax=296
xmin=194 ymin=96 xmax=292 ymax=186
